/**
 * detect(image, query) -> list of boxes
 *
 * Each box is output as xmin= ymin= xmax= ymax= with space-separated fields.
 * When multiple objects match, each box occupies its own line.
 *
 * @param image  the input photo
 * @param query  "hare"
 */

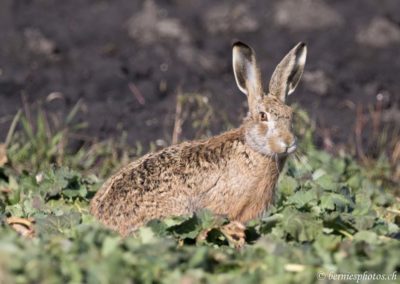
xmin=90 ymin=41 xmax=307 ymax=243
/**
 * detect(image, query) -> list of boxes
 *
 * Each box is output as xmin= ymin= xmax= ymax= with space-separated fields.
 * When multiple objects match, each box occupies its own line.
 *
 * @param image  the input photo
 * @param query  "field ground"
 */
xmin=0 ymin=0 xmax=399 ymax=148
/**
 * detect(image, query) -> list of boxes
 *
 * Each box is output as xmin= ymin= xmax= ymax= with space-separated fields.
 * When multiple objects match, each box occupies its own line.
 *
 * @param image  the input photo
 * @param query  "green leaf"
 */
xmin=353 ymin=215 xmax=376 ymax=231
xmin=279 ymin=176 xmax=299 ymax=197
xmin=146 ymin=219 xmax=169 ymax=237
xmin=353 ymin=231 xmax=379 ymax=244
xmin=320 ymin=193 xmax=352 ymax=212
xmin=167 ymin=215 xmax=201 ymax=240
xmin=281 ymin=208 xmax=323 ymax=242
xmin=286 ymin=189 xmax=317 ymax=209
xmin=347 ymin=175 xmax=362 ymax=189
xmin=317 ymin=175 xmax=337 ymax=190
xmin=101 ymin=236 xmax=121 ymax=256
xmin=35 ymin=211 xmax=82 ymax=235
xmin=138 ymin=227 xmax=157 ymax=244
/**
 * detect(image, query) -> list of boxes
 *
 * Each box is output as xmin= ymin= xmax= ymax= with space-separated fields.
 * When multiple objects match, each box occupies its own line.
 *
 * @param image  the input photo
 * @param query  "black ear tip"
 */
xmin=232 ymin=41 xmax=251 ymax=50
xmin=232 ymin=41 xmax=254 ymax=60
xmin=292 ymin=42 xmax=307 ymax=58
xmin=296 ymin=42 xmax=307 ymax=51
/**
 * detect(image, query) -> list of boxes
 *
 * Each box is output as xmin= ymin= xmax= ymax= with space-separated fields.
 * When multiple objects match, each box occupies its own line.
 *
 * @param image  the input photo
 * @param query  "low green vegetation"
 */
xmin=0 ymin=104 xmax=399 ymax=284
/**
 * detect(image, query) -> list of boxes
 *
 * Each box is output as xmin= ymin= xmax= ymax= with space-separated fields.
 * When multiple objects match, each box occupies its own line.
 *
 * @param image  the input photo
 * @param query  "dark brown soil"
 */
xmin=1 ymin=0 xmax=399 ymax=150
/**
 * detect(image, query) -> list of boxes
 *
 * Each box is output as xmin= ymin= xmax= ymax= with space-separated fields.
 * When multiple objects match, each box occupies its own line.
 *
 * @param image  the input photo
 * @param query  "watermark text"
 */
xmin=317 ymin=271 xmax=397 ymax=282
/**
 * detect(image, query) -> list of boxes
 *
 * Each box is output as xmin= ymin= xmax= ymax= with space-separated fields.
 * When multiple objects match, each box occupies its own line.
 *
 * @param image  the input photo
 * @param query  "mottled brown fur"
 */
xmin=90 ymin=41 xmax=307 ymax=237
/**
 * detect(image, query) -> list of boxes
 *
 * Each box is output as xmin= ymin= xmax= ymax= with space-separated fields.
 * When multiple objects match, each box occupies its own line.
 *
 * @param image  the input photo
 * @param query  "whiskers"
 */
xmin=292 ymin=149 xmax=313 ymax=177
xmin=271 ymin=150 xmax=309 ymax=176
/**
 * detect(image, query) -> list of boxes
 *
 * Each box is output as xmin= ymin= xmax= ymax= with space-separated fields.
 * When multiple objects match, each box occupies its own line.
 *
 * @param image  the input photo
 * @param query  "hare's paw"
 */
xmin=196 ymin=228 xmax=212 ymax=244
xmin=220 ymin=221 xmax=246 ymax=249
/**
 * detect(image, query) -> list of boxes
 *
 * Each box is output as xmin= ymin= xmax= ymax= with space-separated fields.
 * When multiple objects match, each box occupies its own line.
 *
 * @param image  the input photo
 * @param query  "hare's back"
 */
xmin=90 ymin=144 xmax=185 ymax=215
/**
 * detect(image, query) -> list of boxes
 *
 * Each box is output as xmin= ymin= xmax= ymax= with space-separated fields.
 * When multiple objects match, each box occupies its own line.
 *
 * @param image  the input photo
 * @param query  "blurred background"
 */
xmin=0 ymin=0 xmax=399 ymax=159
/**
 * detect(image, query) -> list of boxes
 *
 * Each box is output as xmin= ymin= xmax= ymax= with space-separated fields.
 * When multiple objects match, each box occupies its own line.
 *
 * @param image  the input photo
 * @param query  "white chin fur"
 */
xmin=245 ymin=127 xmax=296 ymax=156
xmin=245 ymin=127 xmax=274 ymax=156
xmin=287 ymin=144 xmax=297 ymax=154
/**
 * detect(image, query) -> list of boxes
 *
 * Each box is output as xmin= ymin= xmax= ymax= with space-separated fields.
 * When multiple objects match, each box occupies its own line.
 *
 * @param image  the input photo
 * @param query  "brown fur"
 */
xmin=90 ymin=41 xmax=307 ymax=236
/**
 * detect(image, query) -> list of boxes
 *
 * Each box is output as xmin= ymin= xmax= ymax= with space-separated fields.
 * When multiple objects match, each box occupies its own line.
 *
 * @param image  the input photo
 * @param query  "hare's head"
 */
xmin=233 ymin=41 xmax=307 ymax=156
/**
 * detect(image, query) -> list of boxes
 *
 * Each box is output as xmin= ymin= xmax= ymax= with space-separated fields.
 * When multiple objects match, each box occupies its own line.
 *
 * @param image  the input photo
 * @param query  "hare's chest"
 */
xmin=224 ymin=147 xmax=274 ymax=191
xmin=198 ymin=153 xmax=276 ymax=217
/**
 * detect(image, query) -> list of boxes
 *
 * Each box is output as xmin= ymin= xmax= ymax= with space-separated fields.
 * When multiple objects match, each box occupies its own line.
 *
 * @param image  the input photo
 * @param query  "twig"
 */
xmin=6 ymin=217 xmax=35 ymax=227
xmin=338 ymin=229 xmax=353 ymax=240
xmin=379 ymin=235 xmax=393 ymax=242
xmin=172 ymin=92 xmax=183 ymax=145
xmin=370 ymin=97 xmax=382 ymax=139
xmin=354 ymin=104 xmax=368 ymax=164
xmin=6 ymin=217 xmax=35 ymax=238
xmin=321 ymin=127 xmax=335 ymax=152
xmin=392 ymin=141 xmax=400 ymax=165
xmin=284 ymin=264 xmax=306 ymax=272
xmin=128 ymin=82 xmax=145 ymax=105
xmin=386 ymin=208 xmax=400 ymax=215
xmin=5 ymin=110 xmax=22 ymax=147
xmin=21 ymin=93 xmax=33 ymax=131
xmin=0 ymin=187 xmax=11 ymax=194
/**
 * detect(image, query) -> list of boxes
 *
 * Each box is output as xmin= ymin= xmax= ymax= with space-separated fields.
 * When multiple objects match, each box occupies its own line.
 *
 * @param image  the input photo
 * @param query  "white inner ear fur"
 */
xmin=245 ymin=61 xmax=258 ymax=94
xmin=232 ymin=48 xmax=247 ymax=95
xmin=233 ymin=67 xmax=247 ymax=95
xmin=232 ymin=57 xmax=258 ymax=96
xmin=287 ymin=45 xmax=307 ymax=96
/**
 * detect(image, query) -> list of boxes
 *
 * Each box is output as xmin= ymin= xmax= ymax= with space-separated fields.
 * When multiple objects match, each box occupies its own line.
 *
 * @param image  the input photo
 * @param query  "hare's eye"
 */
xmin=259 ymin=112 xmax=268 ymax=121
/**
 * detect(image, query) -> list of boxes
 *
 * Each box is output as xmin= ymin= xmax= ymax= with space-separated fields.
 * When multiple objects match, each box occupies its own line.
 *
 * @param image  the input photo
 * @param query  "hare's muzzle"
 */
xmin=286 ymin=139 xmax=297 ymax=154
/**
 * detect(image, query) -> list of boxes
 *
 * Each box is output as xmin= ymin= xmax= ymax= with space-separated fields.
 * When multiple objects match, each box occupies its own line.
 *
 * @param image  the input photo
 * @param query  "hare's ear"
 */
xmin=269 ymin=42 xmax=307 ymax=102
xmin=232 ymin=41 xmax=263 ymax=114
